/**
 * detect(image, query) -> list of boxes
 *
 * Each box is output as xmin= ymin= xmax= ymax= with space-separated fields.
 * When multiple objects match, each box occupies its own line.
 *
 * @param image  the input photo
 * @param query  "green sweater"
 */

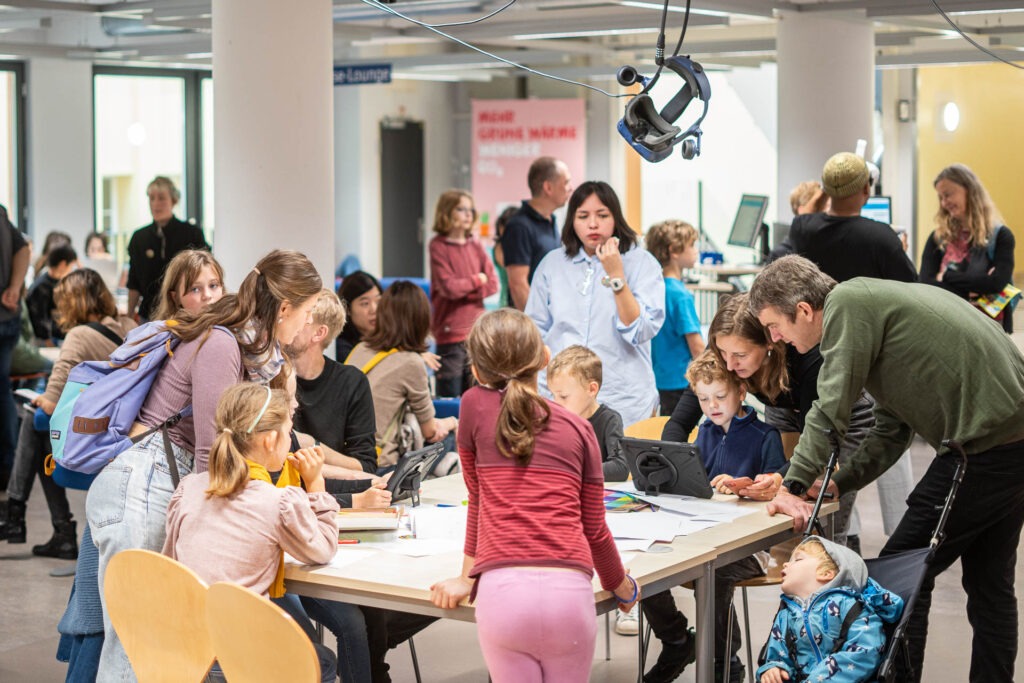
xmin=789 ymin=278 xmax=1024 ymax=492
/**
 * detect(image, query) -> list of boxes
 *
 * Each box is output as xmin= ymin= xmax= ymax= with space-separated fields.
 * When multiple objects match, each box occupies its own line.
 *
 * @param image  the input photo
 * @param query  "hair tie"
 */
xmin=221 ymin=427 xmax=233 ymax=435
xmin=246 ymin=385 xmax=273 ymax=434
xmin=252 ymin=266 xmax=261 ymax=276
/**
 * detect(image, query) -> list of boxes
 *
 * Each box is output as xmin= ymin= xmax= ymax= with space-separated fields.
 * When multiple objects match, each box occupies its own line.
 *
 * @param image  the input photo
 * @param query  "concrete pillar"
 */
xmin=212 ymin=0 xmax=335 ymax=288
xmin=776 ymin=11 xmax=874 ymax=222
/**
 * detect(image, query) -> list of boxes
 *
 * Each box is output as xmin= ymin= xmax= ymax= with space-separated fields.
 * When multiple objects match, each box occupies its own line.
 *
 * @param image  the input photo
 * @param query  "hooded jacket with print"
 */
xmin=756 ymin=536 xmax=904 ymax=683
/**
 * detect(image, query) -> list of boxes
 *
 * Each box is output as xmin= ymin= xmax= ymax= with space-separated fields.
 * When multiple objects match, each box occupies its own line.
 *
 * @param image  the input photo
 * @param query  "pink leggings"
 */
xmin=475 ymin=567 xmax=597 ymax=683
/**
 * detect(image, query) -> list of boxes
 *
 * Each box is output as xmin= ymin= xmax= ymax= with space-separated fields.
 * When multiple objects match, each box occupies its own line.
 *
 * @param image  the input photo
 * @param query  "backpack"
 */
xmin=49 ymin=320 xmax=219 ymax=488
xmin=986 ymin=225 xmax=1019 ymax=312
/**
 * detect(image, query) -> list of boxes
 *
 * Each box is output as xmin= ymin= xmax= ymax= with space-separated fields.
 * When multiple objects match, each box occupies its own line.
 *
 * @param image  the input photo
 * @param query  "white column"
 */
xmin=776 ymin=11 xmax=874 ymax=222
xmin=212 ymin=0 xmax=335 ymax=289
xmin=26 ymin=58 xmax=93 ymax=248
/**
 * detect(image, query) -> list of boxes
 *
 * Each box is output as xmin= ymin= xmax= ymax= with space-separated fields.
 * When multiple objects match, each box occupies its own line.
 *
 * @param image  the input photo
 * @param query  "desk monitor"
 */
xmin=621 ymin=437 xmax=713 ymax=498
xmin=727 ymin=194 xmax=770 ymax=262
xmin=862 ymin=195 xmax=892 ymax=224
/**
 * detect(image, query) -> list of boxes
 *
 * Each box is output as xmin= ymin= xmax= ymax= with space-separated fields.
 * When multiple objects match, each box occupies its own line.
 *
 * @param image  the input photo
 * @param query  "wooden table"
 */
xmin=284 ymin=474 xmax=834 ymax=683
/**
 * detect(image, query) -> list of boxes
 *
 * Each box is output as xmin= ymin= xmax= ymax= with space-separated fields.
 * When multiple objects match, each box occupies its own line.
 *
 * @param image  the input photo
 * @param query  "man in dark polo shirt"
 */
xmin=126 ymin=176 xmax=208 ymax=321
xmin=501 ymin=156 xmax=572 ymax=310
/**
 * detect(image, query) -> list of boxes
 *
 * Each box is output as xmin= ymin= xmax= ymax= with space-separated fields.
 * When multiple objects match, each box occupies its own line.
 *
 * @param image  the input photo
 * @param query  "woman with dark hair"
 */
xmin=920 ymin=163 xmax=1015 ymax=332
xmin=335 ymin=270 xmax=382 ymax=361
xmin=0 ymin=269 xmax=136 ymax=558
xmin=345 ymin=281 xmax=456 ymax=468
xmin=525 ymin=181 xmax=665 ymax=426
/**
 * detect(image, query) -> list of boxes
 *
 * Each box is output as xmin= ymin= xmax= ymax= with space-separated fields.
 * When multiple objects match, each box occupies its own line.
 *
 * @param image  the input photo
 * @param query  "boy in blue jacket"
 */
xmin=758 ymin=536 xmax=904 ymax=683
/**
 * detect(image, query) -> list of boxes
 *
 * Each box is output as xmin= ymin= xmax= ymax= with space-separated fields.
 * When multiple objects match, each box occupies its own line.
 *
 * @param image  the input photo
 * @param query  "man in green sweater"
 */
xmin=748 ymin=254 xmax=1024 ymax=683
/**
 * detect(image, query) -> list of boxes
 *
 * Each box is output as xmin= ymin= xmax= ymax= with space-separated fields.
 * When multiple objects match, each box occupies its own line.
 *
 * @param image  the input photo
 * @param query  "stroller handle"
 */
xmin=804 ymin=429 xmax=842 ymax=539
xmin=930 ymin=440 xmax=967 ymax=550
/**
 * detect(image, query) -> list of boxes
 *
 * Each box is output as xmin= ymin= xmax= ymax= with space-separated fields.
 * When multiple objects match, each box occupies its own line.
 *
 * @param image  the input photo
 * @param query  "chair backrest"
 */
xmin=103 ymin=549 xmax=215 ymax=683
xmin=206 ymin=582 xmax=321 ymax=683
xmin=623 ymin=416 xmax=670 ymax=440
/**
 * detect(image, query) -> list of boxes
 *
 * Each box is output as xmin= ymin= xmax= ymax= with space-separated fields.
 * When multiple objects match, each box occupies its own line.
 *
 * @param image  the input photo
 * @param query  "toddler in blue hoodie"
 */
xmin=757 ymin=536 xmax=904 ymax=683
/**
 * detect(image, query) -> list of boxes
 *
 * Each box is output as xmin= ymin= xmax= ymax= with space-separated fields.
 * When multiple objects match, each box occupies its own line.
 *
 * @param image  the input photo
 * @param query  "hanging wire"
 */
xmin=428 ymin=0 xmax=518 ymax=28
xmin=930 ymin=0 xmax=1024 ymax=70
xmin=358 ymin=0 xmax=632 ymax=97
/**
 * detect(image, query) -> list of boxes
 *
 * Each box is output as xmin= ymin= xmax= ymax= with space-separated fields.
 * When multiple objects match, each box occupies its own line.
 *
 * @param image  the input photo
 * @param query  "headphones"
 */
xmin=616 ymin=55 xmax=712 ymax=163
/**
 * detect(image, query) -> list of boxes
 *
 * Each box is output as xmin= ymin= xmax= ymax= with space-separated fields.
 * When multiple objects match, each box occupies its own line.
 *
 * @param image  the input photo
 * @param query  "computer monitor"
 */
xmin=772 ymin=222 xmax=791 ymax=250
xmin=862 ymin=195 xmax=892 ymax=224
xmin=727 ymin=194 xmax=770 ymax=262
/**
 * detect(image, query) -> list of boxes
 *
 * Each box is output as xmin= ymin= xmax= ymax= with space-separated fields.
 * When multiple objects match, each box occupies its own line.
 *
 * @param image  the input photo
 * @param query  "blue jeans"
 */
xmin=87 ymin=433 xmax=192 ymax=683
xmin=204 ymin=642 xmax=338 ymax=683
xmin=301 ymin=596 xmax=373 ymax=683
xmin=0 ymin=316 xmax=22 ymax=475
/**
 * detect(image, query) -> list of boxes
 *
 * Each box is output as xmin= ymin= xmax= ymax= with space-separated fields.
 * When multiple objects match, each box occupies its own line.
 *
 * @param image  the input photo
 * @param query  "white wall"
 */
xmin=26 ymin=58 xmax=93 ymax=251
xmin=881 ymin=68 xmax=917 ymax=257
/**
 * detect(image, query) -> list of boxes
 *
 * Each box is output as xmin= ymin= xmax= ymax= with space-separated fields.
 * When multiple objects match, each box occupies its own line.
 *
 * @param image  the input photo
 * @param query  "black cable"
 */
xmin=639 ymin=0 xmax=672 ymax=95
xmin=428 ymin=0 xmax=517 ymax=29
xmin=931 ymin=0 xmax=1024 ymax=70
xmin=669 ymin=0 xmax=691 ymax=57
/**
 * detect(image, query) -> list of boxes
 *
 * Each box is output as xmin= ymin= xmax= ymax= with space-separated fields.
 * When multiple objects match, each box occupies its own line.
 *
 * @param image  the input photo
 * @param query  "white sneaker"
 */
xmin=615 ymin=604 xmax=640 ymax=636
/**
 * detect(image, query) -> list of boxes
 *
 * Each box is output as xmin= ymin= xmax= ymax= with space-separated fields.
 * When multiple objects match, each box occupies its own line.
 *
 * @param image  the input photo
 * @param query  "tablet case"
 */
xmin=387 ymin=442 xmax=446 ymax=506
xmin=621 ymin=437 xmax=713 ymax=498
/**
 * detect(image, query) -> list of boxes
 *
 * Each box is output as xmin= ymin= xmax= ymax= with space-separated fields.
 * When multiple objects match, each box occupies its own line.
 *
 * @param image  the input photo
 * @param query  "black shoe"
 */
xmin=643 ymin=628 xmax=696 ymax=683
xmin=0 ymin=499 xmax=26 ymax=544
xmin=715 ymin=656 xmax=746 ymax=683
xmin=32 ymin=520 xmax=78 ymax=560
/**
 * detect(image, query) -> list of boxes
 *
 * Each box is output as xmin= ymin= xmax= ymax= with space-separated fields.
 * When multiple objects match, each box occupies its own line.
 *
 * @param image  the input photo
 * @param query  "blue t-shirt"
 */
xmin=651 ymin=277 xmax=701 ymax=390
xmin=500 ymin=201 xmax=561 ymax=283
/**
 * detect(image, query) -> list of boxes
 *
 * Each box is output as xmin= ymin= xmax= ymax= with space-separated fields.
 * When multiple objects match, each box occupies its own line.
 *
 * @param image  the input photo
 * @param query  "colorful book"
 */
xmin=976 ymin=284 xmax=1021 ymax=318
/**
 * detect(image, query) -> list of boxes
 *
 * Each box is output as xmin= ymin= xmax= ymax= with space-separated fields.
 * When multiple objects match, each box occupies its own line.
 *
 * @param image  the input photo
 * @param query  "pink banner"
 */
xmin=471 ymin=99 xmax=586 ymax=239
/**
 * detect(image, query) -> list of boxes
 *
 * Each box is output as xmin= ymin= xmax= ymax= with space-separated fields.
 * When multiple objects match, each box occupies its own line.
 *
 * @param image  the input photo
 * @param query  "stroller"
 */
xmin=763 ymin=432 xmax=967 ymax=683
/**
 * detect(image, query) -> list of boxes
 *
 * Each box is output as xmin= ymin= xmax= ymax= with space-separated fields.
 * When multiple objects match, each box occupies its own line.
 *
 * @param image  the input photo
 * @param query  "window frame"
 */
xmin=0 ymin=61 xmax=27 ymax=232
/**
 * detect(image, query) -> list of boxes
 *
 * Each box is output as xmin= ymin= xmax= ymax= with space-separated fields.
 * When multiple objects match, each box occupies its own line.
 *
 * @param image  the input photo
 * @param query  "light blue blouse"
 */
xmin=526 ymin=245 xmax=666 ymax=426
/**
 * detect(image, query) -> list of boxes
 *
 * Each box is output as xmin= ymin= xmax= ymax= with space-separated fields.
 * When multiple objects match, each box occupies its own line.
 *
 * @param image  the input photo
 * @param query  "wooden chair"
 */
xmin=102 ymin=549 xmax=215 ymax=683
xmin=206 ymin=581 xmax=322 ymax=683
xmin=623 ymin=415 xmax=670 ymax=440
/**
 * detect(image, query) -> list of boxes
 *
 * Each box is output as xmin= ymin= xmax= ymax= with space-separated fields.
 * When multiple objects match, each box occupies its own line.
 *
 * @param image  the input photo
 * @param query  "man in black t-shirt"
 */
xmin=500 ymin=156 xmax=573 ymax=309
xmin=789 ymin=152 xmax=916 ymax=284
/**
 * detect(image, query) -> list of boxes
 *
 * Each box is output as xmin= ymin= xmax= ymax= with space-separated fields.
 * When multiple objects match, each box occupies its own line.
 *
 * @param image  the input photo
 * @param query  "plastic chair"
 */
xmin=206 ymin=582 xmax=322 ymax=683
xmin=623 ymin=416 xmax=670 ymax=440
xmin=102 ymin=549 xmax=215 ymax=683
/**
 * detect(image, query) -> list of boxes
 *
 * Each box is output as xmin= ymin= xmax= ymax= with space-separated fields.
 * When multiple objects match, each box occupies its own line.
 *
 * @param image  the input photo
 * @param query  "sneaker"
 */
xmin=643 ymin=627 xmax=696 ymax=683
xmin=715 ymin=656 xmax=746 ymax=683
xmin=615 ymin=604 xmax=640 ymax=635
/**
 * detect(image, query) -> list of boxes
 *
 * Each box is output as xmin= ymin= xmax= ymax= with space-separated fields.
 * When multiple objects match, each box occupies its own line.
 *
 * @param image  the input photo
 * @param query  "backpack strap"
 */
xmin=986 ymin=225 xmax=1005 ymax=262
xmin=129 ymin=405 xmax=193 ymax=488
xmin=360 ymin=348 xmax=398 ymax=375
xmin=830 ymin=600 xmax=865 ymax=655
xmin=85 ymin=321 xmax=124 ymax=347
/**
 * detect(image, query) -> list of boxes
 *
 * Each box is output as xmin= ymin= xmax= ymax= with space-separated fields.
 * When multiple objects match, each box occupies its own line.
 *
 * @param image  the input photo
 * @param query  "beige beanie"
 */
xmin=821 ymin=152 xmax=870 ymax=199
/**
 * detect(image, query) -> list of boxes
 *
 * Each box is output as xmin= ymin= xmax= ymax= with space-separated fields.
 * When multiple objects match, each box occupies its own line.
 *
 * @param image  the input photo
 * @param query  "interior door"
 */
xmin=380 ymin=119 xmax=424 ymax=278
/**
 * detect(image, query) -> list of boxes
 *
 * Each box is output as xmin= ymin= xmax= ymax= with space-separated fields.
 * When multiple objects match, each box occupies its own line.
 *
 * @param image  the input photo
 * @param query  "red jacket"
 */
xmin=429 ymin=236 xmax=499 ymax=344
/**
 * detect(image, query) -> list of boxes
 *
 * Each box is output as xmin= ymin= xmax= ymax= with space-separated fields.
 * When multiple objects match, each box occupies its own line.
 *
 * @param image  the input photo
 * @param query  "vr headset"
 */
xmin=616 ymin=55 xmax=712 ymax=163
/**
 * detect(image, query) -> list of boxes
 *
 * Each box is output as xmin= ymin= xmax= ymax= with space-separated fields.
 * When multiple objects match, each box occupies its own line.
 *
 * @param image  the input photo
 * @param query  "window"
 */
xmin=0 ymin=63 xmax=25 ymax=230
xmin=93 ymin=67 xmax=210 ymax=265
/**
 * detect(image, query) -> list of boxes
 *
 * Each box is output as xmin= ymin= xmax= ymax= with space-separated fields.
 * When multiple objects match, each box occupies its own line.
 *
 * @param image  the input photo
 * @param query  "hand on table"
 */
xmin=710 ymin=474 xmax=736 ymax=495
xmin=430 ymin=576 xmax=474 ymax=609
xmin=613 ymin=572 xmax=640 ymax=613
xmin=738 ymin=473 xmax=782 ymax=501
xmin=353 ymin=482 xmax=392 ymax=508
xmin=766 ymin=489 xmax=814 ymax=533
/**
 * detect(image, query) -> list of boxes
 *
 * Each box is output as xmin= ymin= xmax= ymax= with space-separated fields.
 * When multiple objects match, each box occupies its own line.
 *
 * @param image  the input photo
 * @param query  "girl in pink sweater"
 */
xmin=428 ymin=190 xmax=498 ymax=397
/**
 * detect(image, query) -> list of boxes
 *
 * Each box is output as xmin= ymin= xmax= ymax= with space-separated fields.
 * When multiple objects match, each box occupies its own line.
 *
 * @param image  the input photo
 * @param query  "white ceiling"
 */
xmin=0 ymin=0 xmax=1021 ymax=80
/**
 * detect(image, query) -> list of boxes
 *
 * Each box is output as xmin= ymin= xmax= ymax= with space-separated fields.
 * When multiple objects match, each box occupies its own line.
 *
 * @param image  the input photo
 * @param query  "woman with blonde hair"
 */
xmin=920 ymin=163 xmax=1015 ymax=332
xmin=150 ymin=249 xmax=225 ymax=321
xmin=164 ymin=382 xmax=340 ymax=683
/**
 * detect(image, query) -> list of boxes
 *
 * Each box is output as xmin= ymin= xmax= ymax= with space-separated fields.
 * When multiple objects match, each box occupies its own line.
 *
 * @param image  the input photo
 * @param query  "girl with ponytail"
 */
xmin=163 ymin=382 xmax=340 ymax=683
xmin=79 ymin=249 xmax=322 ymax=680
xmin=429 ymin=309 xmax=639 ymax=682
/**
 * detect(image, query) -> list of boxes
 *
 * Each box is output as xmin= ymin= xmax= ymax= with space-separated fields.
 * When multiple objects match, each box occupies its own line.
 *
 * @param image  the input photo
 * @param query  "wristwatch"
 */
xmin=601 ymin=276 xmax=626 ymax=292
xmin=782 ymin=479 xmax=807 ymax=497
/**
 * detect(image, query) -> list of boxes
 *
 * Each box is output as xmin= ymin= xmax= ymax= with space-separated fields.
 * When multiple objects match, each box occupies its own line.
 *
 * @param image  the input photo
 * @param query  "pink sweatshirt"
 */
xmin=429 ymin=236 xmax=499 ymax=345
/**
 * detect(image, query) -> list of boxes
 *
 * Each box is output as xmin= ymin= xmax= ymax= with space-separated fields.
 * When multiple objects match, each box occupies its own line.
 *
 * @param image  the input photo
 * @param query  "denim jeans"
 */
xmin=301 ymin=596 xmax=373 ymax=683
xmin=0 ymin=316 xmax=22 ymax=476
xmin=6 ymin=412 xmax=71 ymax=524
xmin=204 ymin=642 xmax=338 ymax=683
xmin=87 ymin=433 xmax=192 ymax=683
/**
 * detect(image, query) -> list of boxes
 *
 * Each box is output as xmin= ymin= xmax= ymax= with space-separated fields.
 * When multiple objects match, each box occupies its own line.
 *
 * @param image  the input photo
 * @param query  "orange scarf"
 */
xmin=246 ymin=458 xmax=303 ymax=598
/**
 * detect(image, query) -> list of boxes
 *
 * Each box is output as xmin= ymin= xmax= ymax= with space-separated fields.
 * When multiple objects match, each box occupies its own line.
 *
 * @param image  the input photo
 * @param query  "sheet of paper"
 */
xmin=284 ymin=549 xmax=378 ymax=570
xmin=605 ymin=510 xmax=684 ymax=542
xmin=615 ymin=538 xmax=654 ymax=553
xmin=408 ymin=506 xmax=467 ymax=540
xmin=369 ymin=538 xmax=463 ymax=557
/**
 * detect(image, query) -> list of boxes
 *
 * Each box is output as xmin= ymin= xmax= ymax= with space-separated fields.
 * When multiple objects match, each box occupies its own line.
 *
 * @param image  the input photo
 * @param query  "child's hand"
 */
xmin=353 ymin=485 xmax=392 ymax=508
xmin=613 ymin=572 xmax=640 ymax=613
xmin=739 ymin=473 xmax=782 ymax=501
xmin=289 ymin=446 xmax=326 ymax=491
xmin=31 ymin=396 xmax=56 ymax=415
xmin=710 ymin=474 xmax=736 ymax=494
xmin=430 ymin=576 xmax=474 ymax=609
xmin=759 ymin=666 xmax=789 ymax=683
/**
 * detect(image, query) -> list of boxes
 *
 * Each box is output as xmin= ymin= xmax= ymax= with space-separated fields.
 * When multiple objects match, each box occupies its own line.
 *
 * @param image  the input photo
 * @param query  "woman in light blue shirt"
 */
xmin=526 ymin=181 xmax=665 ymax=426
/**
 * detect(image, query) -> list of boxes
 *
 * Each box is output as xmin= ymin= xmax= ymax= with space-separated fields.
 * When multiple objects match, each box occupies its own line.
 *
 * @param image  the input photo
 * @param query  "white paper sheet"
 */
xmin=605 ymin=511 xmax=685 ymax=542
xmin=369 ymin=538 xmax=463 ymax=557
xmin=614 ymin=538 xmax=655 ymax=553
xmin=604 ymin=482 xmax=753 ymax=522
xmin=409 ymin=506 xmax=467 ymax=540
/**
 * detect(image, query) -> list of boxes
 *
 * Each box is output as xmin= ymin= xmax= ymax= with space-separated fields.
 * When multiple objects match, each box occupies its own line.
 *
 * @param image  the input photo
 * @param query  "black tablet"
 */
xmin=387 ymin=442 xmax=446 ymax=506
xmin=620 ymin=437 xmax=713 ymax=498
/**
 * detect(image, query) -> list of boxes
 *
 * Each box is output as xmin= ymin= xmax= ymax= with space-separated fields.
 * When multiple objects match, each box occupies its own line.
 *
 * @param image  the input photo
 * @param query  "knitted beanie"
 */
xmin=821 ymin=152 xmax=870 ymax=199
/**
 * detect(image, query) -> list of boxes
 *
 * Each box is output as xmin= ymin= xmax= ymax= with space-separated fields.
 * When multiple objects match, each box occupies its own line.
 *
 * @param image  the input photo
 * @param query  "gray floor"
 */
xmin=3 ymin=330 xmax=1024 ymax=681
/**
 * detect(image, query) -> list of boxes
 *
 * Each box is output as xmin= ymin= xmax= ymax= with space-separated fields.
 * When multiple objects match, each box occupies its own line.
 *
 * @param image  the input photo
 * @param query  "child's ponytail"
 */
xmin=205 ymin=382 xmax=291 ymax=497
xmin=466 ymin=309 xmax=550 ymax=465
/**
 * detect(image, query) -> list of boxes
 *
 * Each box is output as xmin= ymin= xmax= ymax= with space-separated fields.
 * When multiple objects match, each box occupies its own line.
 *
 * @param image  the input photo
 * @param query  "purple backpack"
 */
xmin=49 ymin=321 xmax=220 ymax=488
